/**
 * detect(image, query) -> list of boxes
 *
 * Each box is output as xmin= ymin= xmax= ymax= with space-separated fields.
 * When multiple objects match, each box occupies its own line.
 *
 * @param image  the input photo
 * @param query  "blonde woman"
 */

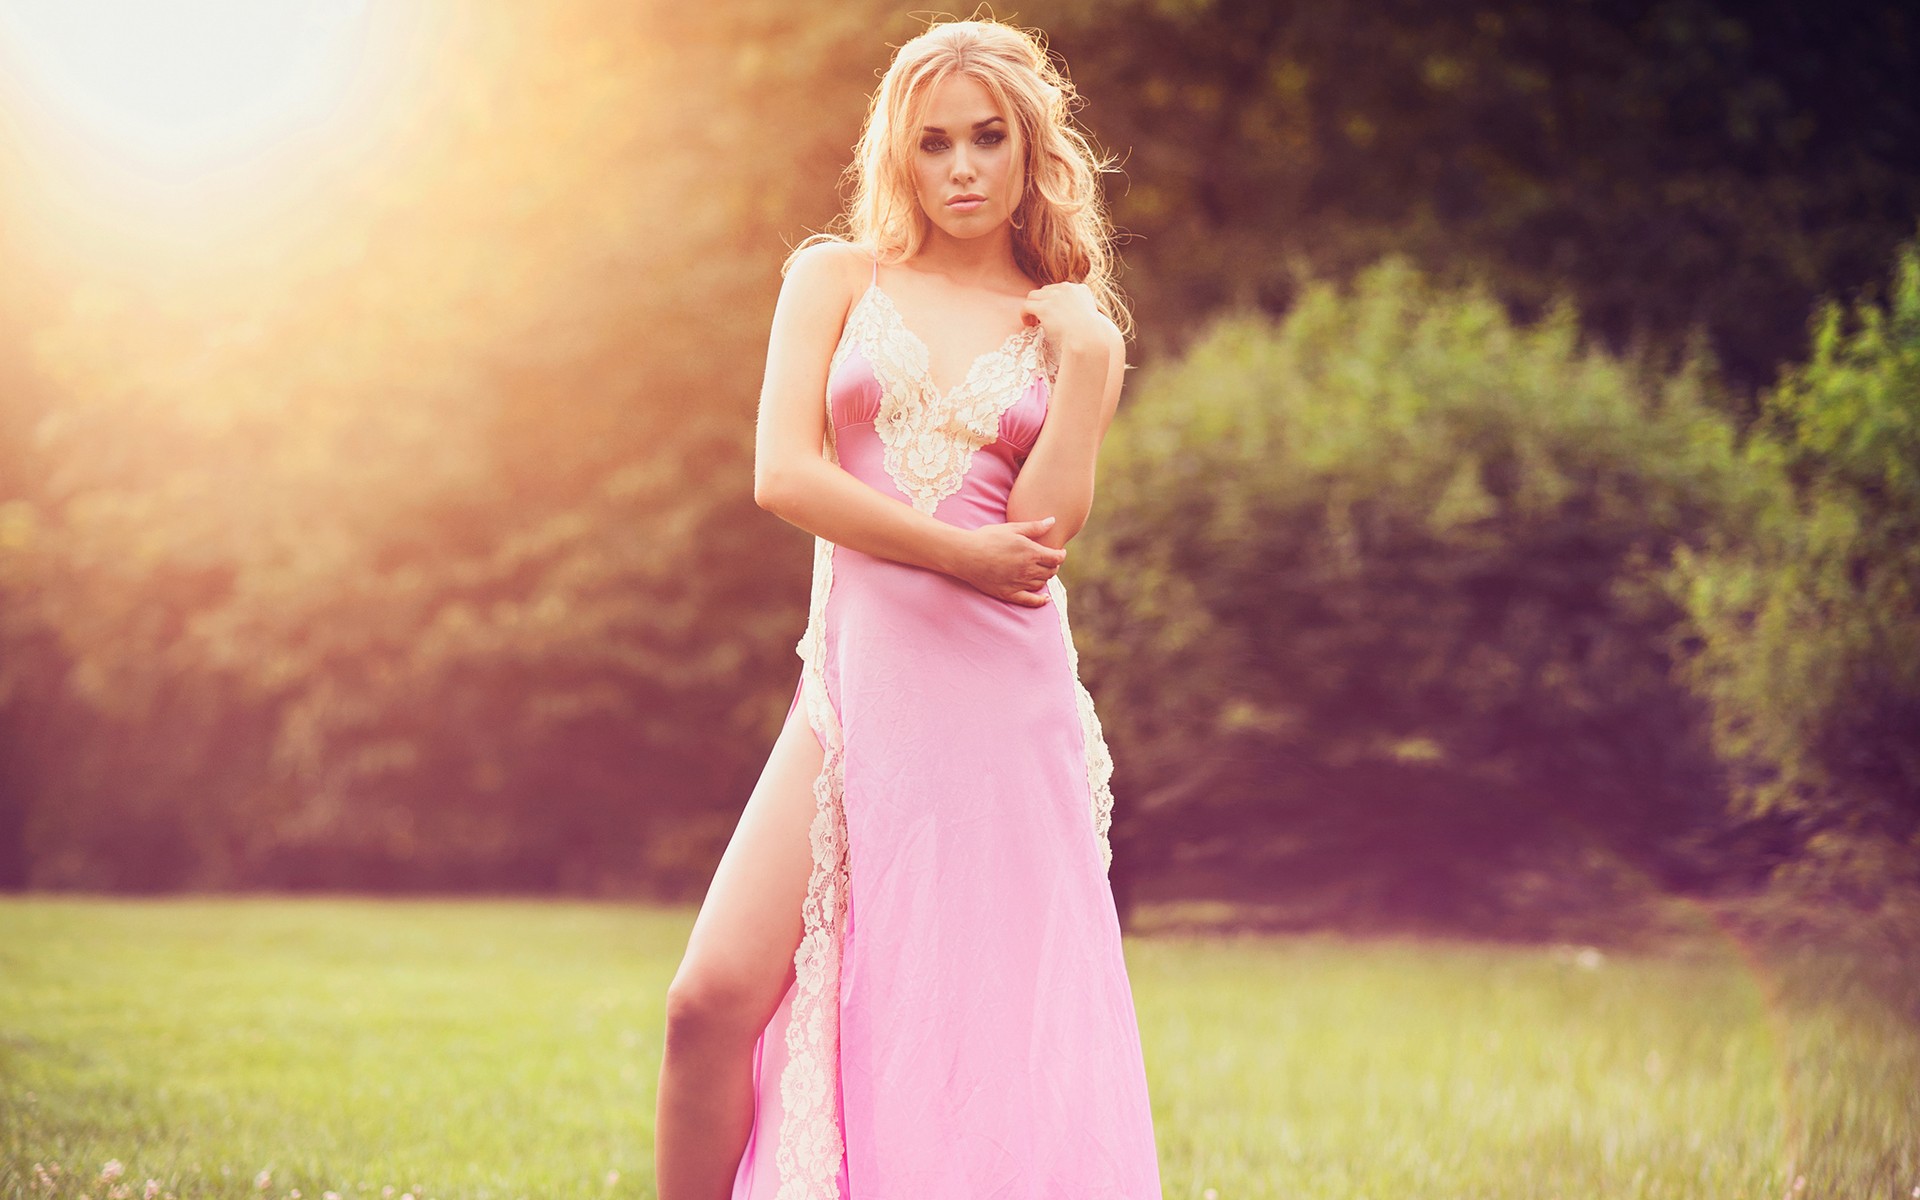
xmin=657 ymin=17 xmax=1161 ymax=1198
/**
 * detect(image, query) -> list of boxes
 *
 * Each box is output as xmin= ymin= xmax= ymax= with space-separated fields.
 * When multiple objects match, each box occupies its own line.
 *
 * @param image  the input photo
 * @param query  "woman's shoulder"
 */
xmin=783 ymin=238 xmax=875 ymax=291
xmin=780 ymin=240 xmax=876 ymax=334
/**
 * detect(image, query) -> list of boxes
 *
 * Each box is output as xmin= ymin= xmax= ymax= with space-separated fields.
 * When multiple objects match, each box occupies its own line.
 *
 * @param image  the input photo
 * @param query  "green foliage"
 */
xmin=0 ymin=0 xmax=1916 ymax=917
xmin=1075 ymin=256 xmax=1754 ymax=930
xmin=1048 ymin=0 xmax=1920 ymax=395
xmin=1664 ymin=232 xmax=1920 ymax=928
xmin=0 ymin=0 xmax=892 ymax=892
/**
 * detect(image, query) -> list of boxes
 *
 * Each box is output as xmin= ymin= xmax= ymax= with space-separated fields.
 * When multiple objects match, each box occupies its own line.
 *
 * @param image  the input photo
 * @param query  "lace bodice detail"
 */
xmin=830 ymin=283 xmax=1059 ymax=514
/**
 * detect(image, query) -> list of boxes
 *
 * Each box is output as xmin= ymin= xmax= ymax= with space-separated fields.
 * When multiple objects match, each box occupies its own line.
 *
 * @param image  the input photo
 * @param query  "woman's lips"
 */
xmin=948 ymin=197 xmax=986 ymax=213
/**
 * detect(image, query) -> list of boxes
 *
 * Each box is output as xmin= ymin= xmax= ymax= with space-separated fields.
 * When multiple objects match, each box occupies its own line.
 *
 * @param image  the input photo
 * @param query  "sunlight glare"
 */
xmin=0 ymin=0 xmax=372 ymax=171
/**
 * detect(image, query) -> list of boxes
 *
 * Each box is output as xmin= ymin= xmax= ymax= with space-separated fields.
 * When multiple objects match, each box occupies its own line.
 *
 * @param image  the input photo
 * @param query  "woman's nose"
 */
xmin=952 ymin=145 xmax=975 ymax=181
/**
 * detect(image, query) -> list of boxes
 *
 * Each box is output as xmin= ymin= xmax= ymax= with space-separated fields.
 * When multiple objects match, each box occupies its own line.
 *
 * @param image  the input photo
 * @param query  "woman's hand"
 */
xmin=950 ymin=517 xmax=1067 ymax=606
xmin=1021 ymin=282 xmax=1113 ymax=356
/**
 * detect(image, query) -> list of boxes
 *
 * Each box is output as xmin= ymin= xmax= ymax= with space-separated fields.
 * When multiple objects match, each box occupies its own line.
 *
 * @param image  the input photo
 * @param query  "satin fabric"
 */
xmin=731 ymin=274 xmax=1162 ymax=1199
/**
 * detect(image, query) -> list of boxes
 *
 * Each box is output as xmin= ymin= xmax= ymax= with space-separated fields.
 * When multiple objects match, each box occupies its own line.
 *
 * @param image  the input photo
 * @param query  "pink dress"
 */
xmin=731 ymin=256 xmax=1162 ymax=1199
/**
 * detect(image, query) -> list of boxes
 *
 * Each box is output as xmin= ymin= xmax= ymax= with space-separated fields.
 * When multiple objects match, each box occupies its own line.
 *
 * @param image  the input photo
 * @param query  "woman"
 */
xmin=656 ymin=17 xmax=1162 ymax=1198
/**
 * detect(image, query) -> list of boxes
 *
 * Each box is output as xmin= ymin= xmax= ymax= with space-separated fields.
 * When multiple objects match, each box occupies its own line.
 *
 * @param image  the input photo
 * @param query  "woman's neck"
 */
xmin=906 ymin=222 xmax=1023 ymax=291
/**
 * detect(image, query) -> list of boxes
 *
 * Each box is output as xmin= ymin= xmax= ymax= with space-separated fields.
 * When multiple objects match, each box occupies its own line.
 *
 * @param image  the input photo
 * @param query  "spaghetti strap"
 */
xmin=871 ymin=254 xmax=879 ymax=287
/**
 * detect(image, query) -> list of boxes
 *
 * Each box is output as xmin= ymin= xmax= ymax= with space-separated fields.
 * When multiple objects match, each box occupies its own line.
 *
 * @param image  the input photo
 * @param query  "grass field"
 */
xmin=1 ymin=898 xmax=1915 ymax=1200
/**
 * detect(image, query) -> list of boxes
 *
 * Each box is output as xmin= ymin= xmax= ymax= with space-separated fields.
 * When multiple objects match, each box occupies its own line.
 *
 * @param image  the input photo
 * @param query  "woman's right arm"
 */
xmin=753 ymin=243 xmax=1064 ymax=607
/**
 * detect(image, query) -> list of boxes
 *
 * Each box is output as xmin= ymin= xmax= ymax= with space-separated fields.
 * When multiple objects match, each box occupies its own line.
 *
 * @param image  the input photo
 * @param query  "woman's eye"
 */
xmin=978 ymin=131 xmax=1005 ymax=146
xmin=920 ymin=138 xmax=949 ymax=153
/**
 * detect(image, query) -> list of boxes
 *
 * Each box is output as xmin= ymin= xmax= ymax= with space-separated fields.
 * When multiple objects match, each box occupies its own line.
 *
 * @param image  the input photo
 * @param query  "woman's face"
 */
xmin=911 ymin=71 xmax=1021 ymax=241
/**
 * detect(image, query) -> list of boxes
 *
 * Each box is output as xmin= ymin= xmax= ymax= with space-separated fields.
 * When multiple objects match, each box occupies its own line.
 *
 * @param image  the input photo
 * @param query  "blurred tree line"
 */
xmin=0 ymin=0 xmax=1914 ymax=944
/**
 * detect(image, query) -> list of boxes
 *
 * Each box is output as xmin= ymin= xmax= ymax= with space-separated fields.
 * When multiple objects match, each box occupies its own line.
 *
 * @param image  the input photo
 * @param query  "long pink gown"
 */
xmin=731 ymin=256 xmax=1162 ymax=1199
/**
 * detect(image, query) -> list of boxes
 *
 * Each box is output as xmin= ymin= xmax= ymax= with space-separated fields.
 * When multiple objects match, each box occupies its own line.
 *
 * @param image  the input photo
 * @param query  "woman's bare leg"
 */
xmin=655 ymin=679 xmax=823 ymax=1199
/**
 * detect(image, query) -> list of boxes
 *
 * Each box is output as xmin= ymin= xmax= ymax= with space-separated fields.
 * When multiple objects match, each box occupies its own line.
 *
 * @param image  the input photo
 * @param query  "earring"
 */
xmin=1009 ymin=205 xmax=1026 ymax=231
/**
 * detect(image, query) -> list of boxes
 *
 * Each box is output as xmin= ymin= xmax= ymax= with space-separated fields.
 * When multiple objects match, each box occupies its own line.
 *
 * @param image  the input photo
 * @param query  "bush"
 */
xmin=1664 ymin=231 xmax=1920 ymax=990
xmin=1075 ymin=255 xmax=1756 ymax=936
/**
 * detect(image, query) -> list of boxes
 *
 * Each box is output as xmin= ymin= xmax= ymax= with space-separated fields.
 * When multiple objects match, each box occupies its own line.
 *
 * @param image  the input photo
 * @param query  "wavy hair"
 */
xmin=787 ymin=16 xmax=1131 ymax=338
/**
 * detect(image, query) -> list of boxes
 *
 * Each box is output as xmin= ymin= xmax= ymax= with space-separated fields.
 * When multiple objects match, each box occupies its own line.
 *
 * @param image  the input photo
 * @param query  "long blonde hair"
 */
xmin=787 ymin=16 xmax=1131 ymax=338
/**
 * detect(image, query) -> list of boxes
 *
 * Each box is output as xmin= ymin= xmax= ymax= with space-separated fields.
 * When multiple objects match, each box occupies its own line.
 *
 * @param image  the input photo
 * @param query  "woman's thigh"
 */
xmin=672 ymin=676 xmax=824 ymax=1024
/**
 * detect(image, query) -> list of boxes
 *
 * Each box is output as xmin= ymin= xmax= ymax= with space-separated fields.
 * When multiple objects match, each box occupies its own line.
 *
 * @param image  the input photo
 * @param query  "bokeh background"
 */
xmin=1 ymin=0 xmax=1917 ymax=963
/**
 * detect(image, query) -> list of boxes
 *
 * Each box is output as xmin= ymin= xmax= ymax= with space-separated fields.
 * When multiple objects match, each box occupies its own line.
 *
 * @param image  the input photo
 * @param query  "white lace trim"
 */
xmin=1047 ymin=574 xmax=1117 ymax=870
xmin=833 ymin=283 xmax=1055 ymax=515
xmin=777 ymin=417 xmax=850 ymax=1198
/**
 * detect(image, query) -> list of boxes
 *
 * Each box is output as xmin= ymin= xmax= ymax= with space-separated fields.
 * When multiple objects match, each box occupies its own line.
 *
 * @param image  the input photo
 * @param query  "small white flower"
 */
xmin=256 ymin=1172 xmax=272 ymax=1191
xmin=1204 ymin=1190 xmax=1218 ymax=1200
xmin=606 ymin=1170 xmax=619 ymax=1186
xmin=101 ymin=1162 xmax=126 ymax=1183
xmin=145 ymin=1183 xmax=161 ymax=1200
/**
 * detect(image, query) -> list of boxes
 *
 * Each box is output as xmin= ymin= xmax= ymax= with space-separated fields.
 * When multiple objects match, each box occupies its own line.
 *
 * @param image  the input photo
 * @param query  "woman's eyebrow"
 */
xmin=920 ymin=115 xmax=1007 ymax=133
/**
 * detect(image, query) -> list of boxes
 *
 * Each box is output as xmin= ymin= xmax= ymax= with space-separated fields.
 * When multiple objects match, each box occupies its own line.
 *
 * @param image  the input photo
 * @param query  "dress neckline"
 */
xmin=860 ymin=282 xmax=1042 ymax=402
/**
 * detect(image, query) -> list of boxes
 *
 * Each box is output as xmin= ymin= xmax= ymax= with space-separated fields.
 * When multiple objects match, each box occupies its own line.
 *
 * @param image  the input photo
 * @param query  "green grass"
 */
xmin=1 ymin=898 xmax=1915 ymax=1199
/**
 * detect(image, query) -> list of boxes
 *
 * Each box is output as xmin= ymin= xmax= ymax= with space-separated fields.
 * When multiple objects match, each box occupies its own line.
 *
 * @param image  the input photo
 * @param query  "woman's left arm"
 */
xmin=1005 ymin=282 xmax=1128 ymax=552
